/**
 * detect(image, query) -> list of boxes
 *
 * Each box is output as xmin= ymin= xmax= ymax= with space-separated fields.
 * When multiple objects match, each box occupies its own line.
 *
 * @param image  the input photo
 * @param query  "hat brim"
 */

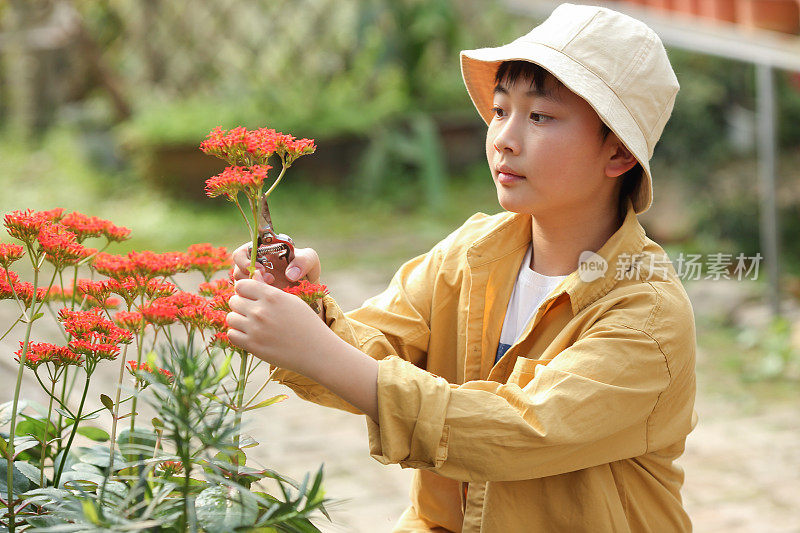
xmin=460 ymin=42 xmax=653 ymax=215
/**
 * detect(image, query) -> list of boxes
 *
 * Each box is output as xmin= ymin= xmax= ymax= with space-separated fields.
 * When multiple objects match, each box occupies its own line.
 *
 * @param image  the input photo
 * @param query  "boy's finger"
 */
xmin=233 ymin=279 xmax=265 ymax=300
xmin=287 ymin=248 xmax=321 ymax=283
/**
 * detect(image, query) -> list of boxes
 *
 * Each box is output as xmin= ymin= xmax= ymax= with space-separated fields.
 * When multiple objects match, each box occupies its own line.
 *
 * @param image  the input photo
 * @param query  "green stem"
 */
xmin=108 ymin=343 xmax=131 ymax=474
xmin=263 ymin=160 xmax=288 ymax=198
xmin=128 ymin=319 xmax=146 ymax=438
xmin=234 ymin=197 xmax=253 ymax=235
xmin=6 ymin=261 xmax=39 ymax=533
xmin=232 ymin=351 xmax=248 ymax=451
xmin=0 ymin=314 xmax=23 ymax=343
xmin=53 ymin=370 xmax=92 ymax=487
xmin=41 ymin=375 xmax=59 ymax=487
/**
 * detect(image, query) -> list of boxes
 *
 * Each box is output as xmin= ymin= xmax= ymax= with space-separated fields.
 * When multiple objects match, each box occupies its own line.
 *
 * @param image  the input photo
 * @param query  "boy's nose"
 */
xmin=492 ymin=121 xmax=521 ymax=155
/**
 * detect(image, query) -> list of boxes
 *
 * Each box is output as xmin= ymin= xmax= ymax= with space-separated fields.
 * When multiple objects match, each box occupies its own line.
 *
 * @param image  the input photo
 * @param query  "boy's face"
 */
xmin=486 ymin=74 xmax=621 ymax=217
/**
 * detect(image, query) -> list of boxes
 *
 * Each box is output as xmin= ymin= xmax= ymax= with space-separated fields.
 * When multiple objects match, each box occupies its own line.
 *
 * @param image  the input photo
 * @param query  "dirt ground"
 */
xmin=1 ymin=271 xmax=798 ymax=532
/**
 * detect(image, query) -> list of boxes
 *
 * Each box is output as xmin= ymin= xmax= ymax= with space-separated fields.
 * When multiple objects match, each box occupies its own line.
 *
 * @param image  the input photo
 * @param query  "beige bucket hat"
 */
xmin=460 ymin=3 xmax=679 ymax=215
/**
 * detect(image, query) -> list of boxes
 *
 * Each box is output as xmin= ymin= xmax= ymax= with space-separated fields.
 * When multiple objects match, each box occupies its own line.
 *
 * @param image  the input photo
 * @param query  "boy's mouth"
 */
xmin=496 ymin=164 xmax=526 ymax=183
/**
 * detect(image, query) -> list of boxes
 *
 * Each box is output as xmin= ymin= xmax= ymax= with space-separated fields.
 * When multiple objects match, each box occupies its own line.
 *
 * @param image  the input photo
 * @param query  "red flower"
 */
xmin=127 ymin=360 xmax=174 ymax=389
xmin=114 ymin=311 xmax=144 ymax=332
xmin=275 ymin=133 xmax=316 ymax=166
xmin=94 ymin=251 xmax=188 ymax=281
xmin=4 ymin=209 xmax=64 ymax=244
xmin=14 ymin=281 xmax=49 ymax=307
xmin=157 ymin=460 xmax=183 ymax=475
xmin=38 ymin=223 xmax=96 ymax=268
xmin=0 ymin=243 xmax=25 ymax=268
xmin=140 ymin=301 xmax=179 ymax=327
xmin=0 ymin=269 xmax=19 ymax=300
xmin=186 ymin=244 xmax=232 ymax=280
xmin=198 ymin=278 xmax=232 ymax=298
xmin=283 ymin=280 xmax=328 ymax=309
xmin=144 ymin=278 xmax=177 ymax=300
xmin=59 ymin=308 xmax=133 ymax=359
xmin=59 ymin=212 xmax=132 ymax=243
xmin=105 ymin=277 xmax=140 ymax=308
xmin=210 ymin=331 xmax=243 ymax=353
xmin=200 ymin=127 xmax=278 ymax=166
xmin=15 ymin=341 xmax=83 ymax=370
xmin=205 ymin=165 xmax=271 ymax=201
xmin=69 ymin=339 xmax=121 ymax=362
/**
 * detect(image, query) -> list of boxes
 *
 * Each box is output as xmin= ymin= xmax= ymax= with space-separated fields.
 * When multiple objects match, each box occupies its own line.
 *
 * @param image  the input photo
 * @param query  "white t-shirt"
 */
xmin=495 ymin=245 xmax=569 ymax=363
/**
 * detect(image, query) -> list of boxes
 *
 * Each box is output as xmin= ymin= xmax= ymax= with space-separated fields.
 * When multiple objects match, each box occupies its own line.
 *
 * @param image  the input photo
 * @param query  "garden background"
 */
xmin=0 ymin=0 xmax=798 ymax=531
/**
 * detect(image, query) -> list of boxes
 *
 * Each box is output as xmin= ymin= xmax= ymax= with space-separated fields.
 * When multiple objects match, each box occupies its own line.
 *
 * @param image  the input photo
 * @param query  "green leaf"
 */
xmin=76 ymin=427 xmax=110 ymax=442
xmin=195 ymin=485 xmax=258 ymax=533
xmin=214 ymin=353 xmax=233 ymax=383
xmin=12 ymin=437 xmax=40 ymax=458
xmin=13 ymin=459 xmax=42 ymax=488
xmin=100 ymin=394 xmax=114 ymax=412
xmin=239 ymin=434 xmax=258 ymax=449
xmin=0 ymin=458 xmax=31 ymax=496
xmin=244 ymin=394 xmax=288 ymax=412
xmin=0 ymin=400 xmax=26 ymax=427
xmin=54 ymin=407 xmax=74 ymax=421
xmin=14 ymin=416 xmax=52 ymax=441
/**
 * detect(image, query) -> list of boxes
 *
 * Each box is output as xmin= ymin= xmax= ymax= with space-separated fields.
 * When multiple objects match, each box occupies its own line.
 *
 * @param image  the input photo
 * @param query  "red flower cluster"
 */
xmin=283 ymin=280 xmax=329 ymax=309
xmin=0 ymin=243 xmax=24 ymax=268
xmin=4 ymin=208 xmax=64 ymax=244
xmin=140 ymin=301 xmax=179 ymax=327
xmin=15 ymin=341 xmax=83 ymax=370
xmin=60 ymin=212 xmax=131 ymax=243
xmin=200 ymin=127 xmax=278 ymax=165
xmin=185 ymin=243 xmax=232 ymax=280
xmin=126 ymin=360 xmax=174 ymax=389
xmin=7 ymin=274 xmax=49 ymax=307
xmin=46 ymin=281 xmax=120 ymax=308
xmin=38 ymin=223 xmax=96 ymax=268
xmin=0 ymin=267 xmax=48 ymax=307
xmin=0 ymin=268 xmax=20 ymax=300
xmin=198 ymin=278 xmax=232 ymax=298
xmin=59 ymin=308 xmax=133 ymax=363
xmin=93 ymin=251 xmax=189 ymax=280
xmin=205 ymin=165 xmax=271 ymax=201
xmin=200 ymin=126 xmax=316 ymax=167
xmin=113 ymin=311 xmax=144 ymax=332
xmin=156 ymin=460 xmax=184 ymax=476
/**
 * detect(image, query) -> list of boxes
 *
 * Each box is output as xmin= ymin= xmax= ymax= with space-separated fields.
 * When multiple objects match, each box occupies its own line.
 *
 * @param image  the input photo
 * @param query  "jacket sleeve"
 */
xmin=364 ymin=311 xmax=693 ymax=482
xmin=269 ymin=223 xmax=463 ymax=414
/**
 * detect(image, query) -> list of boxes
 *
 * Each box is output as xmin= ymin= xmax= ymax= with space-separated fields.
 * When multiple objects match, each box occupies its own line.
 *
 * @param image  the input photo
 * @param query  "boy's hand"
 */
xmin=227 ymin=276 xmax=379 ymax=421
xmin=227 ymin=278 xmax=334 ymax=372
xmin=231 ymin=242 xmax=321 ymax=284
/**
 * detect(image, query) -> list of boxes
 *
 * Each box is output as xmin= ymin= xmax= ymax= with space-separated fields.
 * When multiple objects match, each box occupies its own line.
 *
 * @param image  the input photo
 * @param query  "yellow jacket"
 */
xmin=273 ymin=198 xmax=697 ymax=532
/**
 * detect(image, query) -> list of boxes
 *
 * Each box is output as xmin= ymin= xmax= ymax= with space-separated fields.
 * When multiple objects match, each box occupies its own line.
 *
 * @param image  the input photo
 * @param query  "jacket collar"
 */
xmin=467 ymin=197 xmax=647 ymax=316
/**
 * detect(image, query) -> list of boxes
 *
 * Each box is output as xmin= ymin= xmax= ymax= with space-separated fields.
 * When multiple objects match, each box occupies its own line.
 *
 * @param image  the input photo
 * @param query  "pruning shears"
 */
xmin=250 ymin=196 xmax=297 ymax=290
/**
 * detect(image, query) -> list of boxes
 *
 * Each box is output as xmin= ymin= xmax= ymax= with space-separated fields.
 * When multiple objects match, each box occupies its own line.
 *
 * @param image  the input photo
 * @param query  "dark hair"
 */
xmin=494 ymin=60 xmax=643 ymax=218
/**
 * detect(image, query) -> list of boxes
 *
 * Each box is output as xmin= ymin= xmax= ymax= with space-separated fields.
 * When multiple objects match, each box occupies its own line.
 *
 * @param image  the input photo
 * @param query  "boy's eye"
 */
xmin=491 ymin=106 xmax=504 ymax=118
xmin=530 ymin=112 xmax=550 ymax=123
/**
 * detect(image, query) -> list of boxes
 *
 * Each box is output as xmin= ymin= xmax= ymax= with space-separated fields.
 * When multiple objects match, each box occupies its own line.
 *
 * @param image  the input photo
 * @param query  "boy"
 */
xmin=227 ymin=3 xmax=697 ymax=531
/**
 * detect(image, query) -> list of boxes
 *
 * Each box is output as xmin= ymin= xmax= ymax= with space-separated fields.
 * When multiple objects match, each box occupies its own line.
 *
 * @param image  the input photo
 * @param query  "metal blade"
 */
xmin=257 ymin=195 xmax=274 ymax=236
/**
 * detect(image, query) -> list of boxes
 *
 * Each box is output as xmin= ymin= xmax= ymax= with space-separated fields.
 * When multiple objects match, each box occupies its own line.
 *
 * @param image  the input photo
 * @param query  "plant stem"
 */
xmin=263 ymin=160 xmax=288 ymax=198
xmin=129 ymin=300 xmax=147 ymax=437
xmin=0 ymin=314 xmax=23 ymax=343
xmin=41 ymin=375 xmax=59 ymax=487
xmin=6 ymin=260 xmax=39 ymax=533
xmin=232 ymin=351 xmax=248 ymax=451
xmin=108 ymin=342 xmax=131 ymax=474
xmin=53 ymin=370 xmax=92 ymax=487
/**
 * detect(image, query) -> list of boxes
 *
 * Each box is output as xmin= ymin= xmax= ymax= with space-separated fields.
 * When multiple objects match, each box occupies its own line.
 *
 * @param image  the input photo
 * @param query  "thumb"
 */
xmin=285 ymin=248 xmax=321 ymax=283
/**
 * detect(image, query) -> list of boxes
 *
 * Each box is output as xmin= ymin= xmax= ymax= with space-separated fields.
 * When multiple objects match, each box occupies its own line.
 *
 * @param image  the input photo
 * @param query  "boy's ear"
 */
xmin=605 ymin=137 xmax=637 ymax=178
